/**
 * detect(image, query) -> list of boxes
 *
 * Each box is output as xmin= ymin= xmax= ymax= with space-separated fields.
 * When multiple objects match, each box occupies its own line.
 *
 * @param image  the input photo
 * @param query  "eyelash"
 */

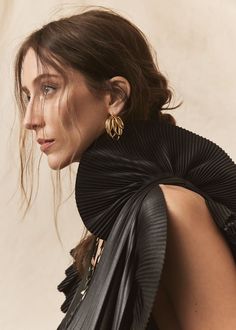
xmin=24 ymin=84 xmax=58 ymax=102
xmin=42 ymin=84 xmax=57 ymax=96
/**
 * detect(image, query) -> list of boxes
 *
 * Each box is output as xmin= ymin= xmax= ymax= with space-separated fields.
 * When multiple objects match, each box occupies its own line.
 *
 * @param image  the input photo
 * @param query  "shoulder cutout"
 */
xmin=158 ymin=184 xmax=209 ymax=224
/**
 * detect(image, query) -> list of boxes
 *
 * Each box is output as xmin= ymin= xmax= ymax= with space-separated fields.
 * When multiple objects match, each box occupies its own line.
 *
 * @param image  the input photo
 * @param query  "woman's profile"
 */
xmin=14 ymin=7 xmax=236 ymax=330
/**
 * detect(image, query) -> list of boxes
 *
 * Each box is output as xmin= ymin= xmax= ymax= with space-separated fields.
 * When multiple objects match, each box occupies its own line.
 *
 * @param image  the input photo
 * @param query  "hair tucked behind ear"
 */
xmin=15 ymin=6 xmax=181 ymax=276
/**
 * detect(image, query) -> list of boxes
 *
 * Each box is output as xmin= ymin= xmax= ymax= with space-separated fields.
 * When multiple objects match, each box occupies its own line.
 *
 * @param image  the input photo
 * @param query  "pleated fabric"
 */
xmin=57 ymin=248 xmax=82 ymax=314
xmin=57 ymin=119 xmax=236 ymax=329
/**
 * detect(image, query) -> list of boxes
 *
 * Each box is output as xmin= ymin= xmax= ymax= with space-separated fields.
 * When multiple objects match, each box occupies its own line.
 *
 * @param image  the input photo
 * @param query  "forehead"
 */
xmin=21 ymin=48 xmax=89 ymax=92
xmin=21 ymin=48 xmax=62 ymax=86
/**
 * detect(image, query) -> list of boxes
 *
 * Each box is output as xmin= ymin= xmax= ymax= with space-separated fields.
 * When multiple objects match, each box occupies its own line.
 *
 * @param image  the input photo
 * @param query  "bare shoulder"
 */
xmin=158 ymin=183 xmax=206 ymax=207
xmin=158 ymin=184 xmax=210 ymax=223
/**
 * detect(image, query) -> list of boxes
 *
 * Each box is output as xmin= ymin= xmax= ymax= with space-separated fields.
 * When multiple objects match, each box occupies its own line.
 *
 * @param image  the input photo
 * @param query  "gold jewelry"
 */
xmin=80 ymin=237 xmax=104 ymax=301
xmin=105 ymin=114 xmax=124 ymax=140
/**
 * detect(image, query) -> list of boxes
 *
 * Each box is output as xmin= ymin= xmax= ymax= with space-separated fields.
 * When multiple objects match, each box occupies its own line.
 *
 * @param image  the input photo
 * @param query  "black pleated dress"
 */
xmin=57 ymin=119 xmax=236 ymax=329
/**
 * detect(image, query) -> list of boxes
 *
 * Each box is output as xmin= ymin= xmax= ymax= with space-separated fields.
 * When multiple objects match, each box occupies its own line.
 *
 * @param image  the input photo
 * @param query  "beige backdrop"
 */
xmin=0 ymin=0 xmax=236 ymax=329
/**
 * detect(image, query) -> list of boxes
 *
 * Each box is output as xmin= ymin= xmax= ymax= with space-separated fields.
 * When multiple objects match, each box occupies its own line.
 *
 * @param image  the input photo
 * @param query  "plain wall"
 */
xmin=0 ymin=0 xmax=236 ymax=329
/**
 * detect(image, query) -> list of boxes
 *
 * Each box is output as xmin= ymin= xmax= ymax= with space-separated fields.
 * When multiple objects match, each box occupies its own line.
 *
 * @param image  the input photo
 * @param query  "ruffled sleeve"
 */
xmin=57 ymin=249 xmax=82 ymax=314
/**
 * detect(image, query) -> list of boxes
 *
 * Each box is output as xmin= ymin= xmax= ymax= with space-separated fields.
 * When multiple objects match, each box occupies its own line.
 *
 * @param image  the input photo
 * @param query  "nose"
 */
xmin=23 ymin=99 xmax=45 ymax=130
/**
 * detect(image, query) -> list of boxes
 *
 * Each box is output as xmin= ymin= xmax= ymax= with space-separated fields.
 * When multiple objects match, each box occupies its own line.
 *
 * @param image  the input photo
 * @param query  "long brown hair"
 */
xmin=14 ymin=6 xmax=181 ymax=276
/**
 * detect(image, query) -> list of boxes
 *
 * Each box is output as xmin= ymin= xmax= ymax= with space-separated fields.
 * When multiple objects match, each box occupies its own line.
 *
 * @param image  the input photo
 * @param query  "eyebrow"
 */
xmin=21 ymin=73 xmax=61 ymax=93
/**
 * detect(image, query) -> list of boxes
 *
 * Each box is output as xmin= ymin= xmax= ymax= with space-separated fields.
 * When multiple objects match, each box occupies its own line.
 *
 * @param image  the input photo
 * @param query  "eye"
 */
xmin=42 ymin=84 xmax=57 ymax=96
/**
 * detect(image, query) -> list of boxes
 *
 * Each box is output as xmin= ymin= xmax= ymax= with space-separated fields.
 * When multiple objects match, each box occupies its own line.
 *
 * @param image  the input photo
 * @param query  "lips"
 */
xmin=37 ymin=138 xmax=55 ymax=145
xmin=37 ymin=138 xmax=55 ymax=153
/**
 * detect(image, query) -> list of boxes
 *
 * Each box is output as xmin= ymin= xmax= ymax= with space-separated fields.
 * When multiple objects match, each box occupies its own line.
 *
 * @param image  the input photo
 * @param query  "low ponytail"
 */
xmin=72 ymin=232 xmax=96 ymax=276
xmin=159 ymin=112 xmax=177 ymax=125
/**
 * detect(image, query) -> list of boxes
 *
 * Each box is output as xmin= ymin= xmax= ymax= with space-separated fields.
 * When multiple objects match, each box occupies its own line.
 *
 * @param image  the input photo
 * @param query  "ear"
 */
xmin=105 ymin=76 xmax=131 ymax=116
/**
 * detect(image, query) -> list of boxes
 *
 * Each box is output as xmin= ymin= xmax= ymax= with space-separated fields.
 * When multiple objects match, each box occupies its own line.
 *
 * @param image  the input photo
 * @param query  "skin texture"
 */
xmin=21 ymin=48 xmax=130 ymax=170
xmin=151 ymin=184 xmax=236 ymax=330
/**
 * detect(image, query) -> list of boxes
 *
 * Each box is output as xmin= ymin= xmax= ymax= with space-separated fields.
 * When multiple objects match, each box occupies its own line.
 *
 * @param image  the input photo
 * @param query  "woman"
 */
xmin=14 ymin=7 xmax=236 ymax=330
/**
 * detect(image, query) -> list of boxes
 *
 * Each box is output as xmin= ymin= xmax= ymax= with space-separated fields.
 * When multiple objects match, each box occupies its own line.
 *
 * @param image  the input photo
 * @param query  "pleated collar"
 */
xmin=75 ymin=119 xmax=236 ymax=240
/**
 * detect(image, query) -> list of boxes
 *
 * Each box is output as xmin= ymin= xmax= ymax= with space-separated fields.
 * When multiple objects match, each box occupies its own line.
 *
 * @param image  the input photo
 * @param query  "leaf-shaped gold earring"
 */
xmin=105 ymin=114 xmax=124 ymax=140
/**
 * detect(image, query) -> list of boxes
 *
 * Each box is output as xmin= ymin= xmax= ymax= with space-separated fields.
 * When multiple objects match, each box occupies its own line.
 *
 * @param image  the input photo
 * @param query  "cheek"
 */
xmin=59 ymin=108 xmax=76 ymax=130
xmin=47 ymin=97 xmax=77 ymax=132
xmin=52 ymin=89 xmax=107 ymax=146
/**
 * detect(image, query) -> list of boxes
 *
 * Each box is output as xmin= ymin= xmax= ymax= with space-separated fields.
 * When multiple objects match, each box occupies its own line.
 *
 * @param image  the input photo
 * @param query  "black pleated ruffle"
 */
xmin=76 ymin=120 xmax=236 ymax=255
xmin=57 ymin=249 xmax=82 ymax=314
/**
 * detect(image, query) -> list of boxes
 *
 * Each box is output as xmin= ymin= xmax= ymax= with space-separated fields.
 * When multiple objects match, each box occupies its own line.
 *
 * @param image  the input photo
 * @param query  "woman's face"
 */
xmin=21 ymin=48 xmax=110 ymax=170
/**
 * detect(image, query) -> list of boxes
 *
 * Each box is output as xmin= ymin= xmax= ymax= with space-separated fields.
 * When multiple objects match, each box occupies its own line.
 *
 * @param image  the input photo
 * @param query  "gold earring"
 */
xmin=105 ymin=114 xmax=124 ymax=140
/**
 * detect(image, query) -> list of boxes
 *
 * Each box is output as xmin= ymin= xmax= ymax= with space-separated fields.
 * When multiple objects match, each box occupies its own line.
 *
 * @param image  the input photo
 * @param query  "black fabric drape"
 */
xmin=57 ymin=120 xmax=236 ymax=329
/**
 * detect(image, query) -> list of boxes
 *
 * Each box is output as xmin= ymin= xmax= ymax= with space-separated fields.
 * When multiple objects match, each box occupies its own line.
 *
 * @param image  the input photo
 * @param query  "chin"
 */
xmin=47 ymin=158 xmax=70 ymax=170
xmin=47 ymin=153 xmax=78 ymax=170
